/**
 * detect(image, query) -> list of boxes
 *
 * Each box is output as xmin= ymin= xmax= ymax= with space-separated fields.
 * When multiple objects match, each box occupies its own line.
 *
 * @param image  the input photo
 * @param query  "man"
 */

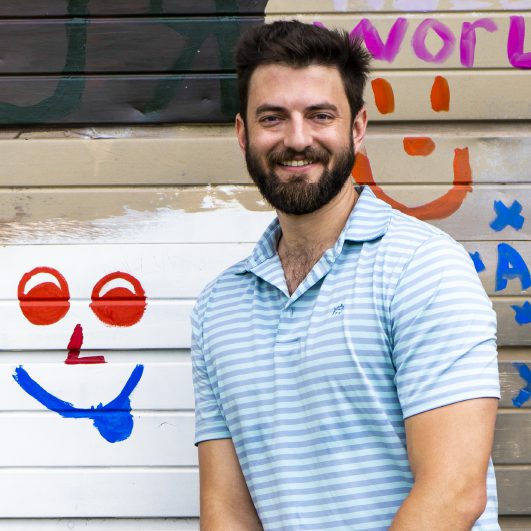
xmin=192 ymin=21 xmax=500 ymax=530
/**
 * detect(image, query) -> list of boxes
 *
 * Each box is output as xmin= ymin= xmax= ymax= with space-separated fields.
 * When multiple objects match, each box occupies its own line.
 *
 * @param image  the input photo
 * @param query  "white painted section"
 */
xmin=0 ymin=469 xmax=199 ymax=517
xmin=0 ymin=362 xmax=195 ymax=410
xmin=0 ymin=520 xmax=199 ymax=531
xmin=0 ymin=413 xmax=197 ymax=467
xmin=1 ymin=244 xmax=253 ymax=349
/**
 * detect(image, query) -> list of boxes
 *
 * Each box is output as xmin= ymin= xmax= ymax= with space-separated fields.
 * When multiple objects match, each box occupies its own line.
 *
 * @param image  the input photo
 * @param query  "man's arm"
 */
xmin=390 ymin=397 xmax=498 ymax=530
xmin=198 ymin=438 xmax=263 ymax=531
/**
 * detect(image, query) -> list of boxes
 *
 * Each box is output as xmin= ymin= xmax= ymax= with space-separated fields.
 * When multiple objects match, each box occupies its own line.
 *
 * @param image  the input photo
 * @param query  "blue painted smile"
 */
xmin=13 ymin=364 xmax=144 ymax=443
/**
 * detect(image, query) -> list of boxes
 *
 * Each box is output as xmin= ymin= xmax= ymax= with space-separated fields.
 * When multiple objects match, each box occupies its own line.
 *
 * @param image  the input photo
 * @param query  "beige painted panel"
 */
xmin=496 ymin=467 xmax=531 ymax=514
xmin=364 ymin=71 xmax=531 ymax=121
xmin=499 ymin=517 xmax=531 ymax=531
xmin=494 ymin=299 xmax=531 ymax=346
xmin=0 ymin=185 xmax=529 ymax=244
xmin=494 ymin=412 xmax=531 ymax=464
xmin=500 ymin=360 xmax=531 ymax=408
xmin=294 ymin=13 xmax=526 ymax=69
xmin=0 ymin=125 xmax=529 ymax=186
xmin=373 ymin=185 xmax=531 ymax=241
xmin=266 ymin=0 xmax=531 ymax=13
xmin=461 ymin=242 xmax=530 ymax=297
xmin=361 ymin=131 xmax=531 ymax=185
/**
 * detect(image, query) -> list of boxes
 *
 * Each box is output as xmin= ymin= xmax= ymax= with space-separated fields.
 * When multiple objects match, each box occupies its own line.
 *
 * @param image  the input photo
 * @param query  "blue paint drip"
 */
xmin=490 ymin=200 xmax=525 ymax=232
xmin=511 ymin=301 xmax=531 ymax=326
xmin=13 ymin=364 xmax=144 ymax=443
xmin=495 ymin=243 xmax=531 ymax=292
xmin=469 ymin=251 xmax=486 ymax=273
xmin=512 ymin=362 xmax=531 ymax=407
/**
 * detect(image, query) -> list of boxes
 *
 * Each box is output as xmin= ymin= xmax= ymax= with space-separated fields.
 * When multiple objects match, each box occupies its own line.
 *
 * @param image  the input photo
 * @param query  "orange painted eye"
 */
xmin=371 ymin=78 xmax=395 ymax=114
xmin=431 ymin=75 xmax=450 ymax=111
xmin=18 ymin=267 xmax=70 ymax=325
xmin=90 ymin=272 xmax=147 ymax=327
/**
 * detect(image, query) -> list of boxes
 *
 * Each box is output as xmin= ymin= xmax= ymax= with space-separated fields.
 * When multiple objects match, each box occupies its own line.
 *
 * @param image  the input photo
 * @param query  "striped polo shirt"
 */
xmin=192 ymin=186 xmax=500 ymax=530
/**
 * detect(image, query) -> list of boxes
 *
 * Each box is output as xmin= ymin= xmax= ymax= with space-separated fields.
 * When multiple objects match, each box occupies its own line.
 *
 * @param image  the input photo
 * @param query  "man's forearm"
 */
xmin=200 ymin=498 xmax=263 ymax=531
xmin=390 ymin=481 xmax=486 ymax=531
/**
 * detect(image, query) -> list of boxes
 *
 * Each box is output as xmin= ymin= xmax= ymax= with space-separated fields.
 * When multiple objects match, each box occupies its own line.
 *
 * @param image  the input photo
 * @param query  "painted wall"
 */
xmin=0 ymin=1 xmax=530 ymax=529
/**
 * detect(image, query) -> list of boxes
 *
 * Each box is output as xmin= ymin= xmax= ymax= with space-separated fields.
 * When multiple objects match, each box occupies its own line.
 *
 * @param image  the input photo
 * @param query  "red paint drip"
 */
xmin=65 ymin=324 xmax=106 ymax=365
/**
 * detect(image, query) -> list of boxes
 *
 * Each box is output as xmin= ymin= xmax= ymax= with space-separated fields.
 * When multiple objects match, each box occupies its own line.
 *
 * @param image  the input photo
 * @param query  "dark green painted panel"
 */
xmin=0 ymin=17 xmax=261 ymax=74
xmin=0 ymin=0 xmax=268 ymax=16
xmin=0 ymin=75 xmax=239 ymax=124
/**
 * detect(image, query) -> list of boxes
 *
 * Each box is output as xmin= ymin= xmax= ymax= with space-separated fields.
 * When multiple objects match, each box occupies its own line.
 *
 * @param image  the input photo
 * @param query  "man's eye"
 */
xmin=259 ymin=115 xmax=281 ymax=124
xmin=313 ymin=113 xmax=333 ymax=121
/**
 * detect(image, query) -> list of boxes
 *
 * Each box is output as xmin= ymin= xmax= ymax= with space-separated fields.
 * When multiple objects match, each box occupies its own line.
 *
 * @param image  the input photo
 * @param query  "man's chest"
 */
xmin=203 ymin=276 xmax=396 ymax=433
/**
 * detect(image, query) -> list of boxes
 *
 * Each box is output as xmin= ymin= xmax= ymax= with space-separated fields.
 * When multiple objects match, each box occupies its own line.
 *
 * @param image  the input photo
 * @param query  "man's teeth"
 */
xmin=280 ymin=160 xmax=312 ymax=167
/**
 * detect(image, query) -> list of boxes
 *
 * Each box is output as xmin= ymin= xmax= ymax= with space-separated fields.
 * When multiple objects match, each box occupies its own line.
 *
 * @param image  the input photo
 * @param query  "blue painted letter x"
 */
xmin=512 ymin=363 xmax=531 ymax=408
xmin=490 ymin=200 xmax=525 ymax=232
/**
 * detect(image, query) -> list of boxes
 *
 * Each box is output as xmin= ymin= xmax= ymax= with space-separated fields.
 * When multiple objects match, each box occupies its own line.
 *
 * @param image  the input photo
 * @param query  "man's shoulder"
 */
xmin=381 ymin=205 xmax=463 ymax=257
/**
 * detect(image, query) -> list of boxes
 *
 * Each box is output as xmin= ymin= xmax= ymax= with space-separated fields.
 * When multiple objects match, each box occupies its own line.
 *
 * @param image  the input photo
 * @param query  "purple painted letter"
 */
xmin=412 ymin=19 xmax=456 ymax=64
xmin=460 ymin=19 xmax=498 ymax=68
xmin=350 ymin=17 xmax=408 ymax=62
xmin=508 ymin=16 xmax=531 ymax=68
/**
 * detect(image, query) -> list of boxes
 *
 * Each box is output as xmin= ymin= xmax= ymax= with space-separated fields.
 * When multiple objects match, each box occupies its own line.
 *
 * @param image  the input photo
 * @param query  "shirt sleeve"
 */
xmin=191 ymin=288 xmax=232 ymax=445
xmin=390 ymin=235 xmax=500 ymax=419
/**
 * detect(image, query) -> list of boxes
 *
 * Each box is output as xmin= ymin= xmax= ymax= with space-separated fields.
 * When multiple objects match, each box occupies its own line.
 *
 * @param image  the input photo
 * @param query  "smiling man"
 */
xmin=191 ymin=21 xmax=500 ymax=530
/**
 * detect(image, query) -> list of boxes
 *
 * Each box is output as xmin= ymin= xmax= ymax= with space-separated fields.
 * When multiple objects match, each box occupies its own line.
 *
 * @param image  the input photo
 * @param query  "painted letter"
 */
xmin=350 ymin=17 xmax=409 ymax=62
xmin=507 ymin=16 xmax=531 ymax=68
xmin=460 ymin=18 xmax=498 ymax=67
xmin=496 ymin=242 xmax=531 ymax=292
xmin=412 ymin=19 xmax=456 ymax=63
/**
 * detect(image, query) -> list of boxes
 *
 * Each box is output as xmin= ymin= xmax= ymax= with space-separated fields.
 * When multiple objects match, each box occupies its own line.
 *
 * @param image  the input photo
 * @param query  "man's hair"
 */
xmin=235 ymin=20 xmax=371 ymax=123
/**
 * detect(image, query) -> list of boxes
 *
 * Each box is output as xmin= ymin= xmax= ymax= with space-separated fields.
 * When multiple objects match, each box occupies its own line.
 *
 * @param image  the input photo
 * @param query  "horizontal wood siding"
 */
xmin=0 ymin=0 xmax=529 ymax=528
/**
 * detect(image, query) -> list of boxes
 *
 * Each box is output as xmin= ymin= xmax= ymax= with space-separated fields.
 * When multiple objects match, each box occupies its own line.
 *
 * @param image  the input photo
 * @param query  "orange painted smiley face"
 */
xmin=352 ymin=75 xmax=472 ymax=220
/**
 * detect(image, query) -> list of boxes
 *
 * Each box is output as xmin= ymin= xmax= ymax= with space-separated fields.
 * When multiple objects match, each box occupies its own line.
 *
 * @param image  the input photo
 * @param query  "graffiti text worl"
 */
xmin=316 ymin=15 xmax=531 ymax=68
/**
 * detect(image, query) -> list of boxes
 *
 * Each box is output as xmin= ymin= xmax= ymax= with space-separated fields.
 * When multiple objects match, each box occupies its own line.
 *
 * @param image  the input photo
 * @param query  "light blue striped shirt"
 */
xmin=192 ymin=186 xmax=500 ymax=530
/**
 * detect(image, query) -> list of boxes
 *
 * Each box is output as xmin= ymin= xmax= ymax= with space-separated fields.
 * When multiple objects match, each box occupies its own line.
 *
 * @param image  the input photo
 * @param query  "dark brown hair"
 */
xmin=235 ymin=20 xmax=371 ymax=122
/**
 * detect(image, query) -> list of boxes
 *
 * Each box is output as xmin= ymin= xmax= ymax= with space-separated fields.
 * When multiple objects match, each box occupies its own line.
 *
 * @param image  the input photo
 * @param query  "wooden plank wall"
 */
xmin=0 ymin=1 xmax=530 ymax=529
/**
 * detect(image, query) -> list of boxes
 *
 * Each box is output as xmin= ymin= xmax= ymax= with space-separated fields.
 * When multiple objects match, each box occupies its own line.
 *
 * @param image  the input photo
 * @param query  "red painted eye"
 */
xmin=90 ymin=272 xmax=146 ymax=327
xmin=18 ymin=267 xmax=70 ymax=325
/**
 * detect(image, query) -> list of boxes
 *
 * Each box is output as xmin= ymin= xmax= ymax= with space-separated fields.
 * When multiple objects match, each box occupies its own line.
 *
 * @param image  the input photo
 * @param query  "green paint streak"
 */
xmin=0 ymin=0 xmax=266 ymax=124
xmin=142 ymin=0 xmax=244 ymax=118
xmin=149 ymin=0 xmax=164 ymax=13
xmin=0 ymin=0 xmax=88 ymax=124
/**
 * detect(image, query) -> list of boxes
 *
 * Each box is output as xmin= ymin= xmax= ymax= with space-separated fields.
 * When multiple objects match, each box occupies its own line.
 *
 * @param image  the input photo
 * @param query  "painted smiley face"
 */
xmin=13 ymin=266 xmax=147 ymax=443
xmin=352 ymin=75 xmax=473 ymax=220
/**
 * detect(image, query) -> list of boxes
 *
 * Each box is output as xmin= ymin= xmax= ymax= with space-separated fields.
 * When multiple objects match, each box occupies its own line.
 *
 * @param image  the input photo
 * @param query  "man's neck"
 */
xmin=277 ymin=181 xmax=358 ymax=258
xmin=276 ymin=181 xmax=359 ymax=295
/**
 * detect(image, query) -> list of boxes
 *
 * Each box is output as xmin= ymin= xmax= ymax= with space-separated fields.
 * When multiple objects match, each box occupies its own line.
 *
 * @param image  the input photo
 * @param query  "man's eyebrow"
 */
xmin=255 ymin=103 xmax=340 ymax=116
xmin=255 ymin=104 xmax=286 ymax=115
xmin=307 ymin=103 xmax=339 ymax=113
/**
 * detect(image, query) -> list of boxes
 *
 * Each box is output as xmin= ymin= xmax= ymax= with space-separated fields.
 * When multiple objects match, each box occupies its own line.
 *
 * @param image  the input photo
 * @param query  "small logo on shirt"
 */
xmin=332 ymin=304 xmax=344 ymax=316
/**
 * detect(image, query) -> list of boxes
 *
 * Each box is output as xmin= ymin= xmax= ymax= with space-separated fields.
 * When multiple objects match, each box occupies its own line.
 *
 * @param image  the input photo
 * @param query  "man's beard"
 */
xmin=244 ymin=140 xmax=355 ymax=215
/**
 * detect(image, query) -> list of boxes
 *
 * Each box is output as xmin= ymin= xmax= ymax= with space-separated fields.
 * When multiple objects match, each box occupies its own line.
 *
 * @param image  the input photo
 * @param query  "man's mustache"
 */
xmin=267 ymin=147 xmax=331 ymax=166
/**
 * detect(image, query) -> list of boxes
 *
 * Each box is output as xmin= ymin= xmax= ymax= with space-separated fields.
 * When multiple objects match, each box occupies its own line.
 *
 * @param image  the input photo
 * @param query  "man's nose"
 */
xmin=283 ymin=115 xmax=312 ymax=152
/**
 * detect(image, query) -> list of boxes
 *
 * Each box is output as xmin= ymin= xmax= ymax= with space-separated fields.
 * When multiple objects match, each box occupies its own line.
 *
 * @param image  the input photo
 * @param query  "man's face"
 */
xmin=236 ymin=64 xmax=365 ymax=215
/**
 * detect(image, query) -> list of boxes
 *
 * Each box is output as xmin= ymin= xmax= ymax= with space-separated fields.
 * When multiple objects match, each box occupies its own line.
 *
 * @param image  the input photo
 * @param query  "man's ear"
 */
xmin=235 ymin=113 xmax=247 ymax=153
xmin=352 ymin=107 xmax=368 ymax=154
